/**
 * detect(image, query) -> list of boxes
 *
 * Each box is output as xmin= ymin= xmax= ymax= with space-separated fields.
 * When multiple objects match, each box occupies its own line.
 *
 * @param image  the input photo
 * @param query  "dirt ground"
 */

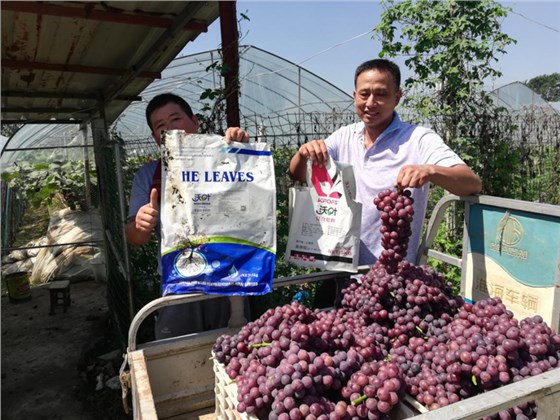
xmin=1 ymin=279 xmax=128 ymax=420
xmin=1 ymin=278 xmax=220 ymax=420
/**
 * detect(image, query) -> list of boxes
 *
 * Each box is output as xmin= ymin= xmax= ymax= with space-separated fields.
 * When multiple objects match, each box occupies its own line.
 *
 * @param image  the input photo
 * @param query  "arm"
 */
xmin=396 ymin=163 xmax=482 ymax=196
xmin=289 ymin=140 xmax=330 ymax=182
xmin=125 ymin=188 xmax=159 ymax=246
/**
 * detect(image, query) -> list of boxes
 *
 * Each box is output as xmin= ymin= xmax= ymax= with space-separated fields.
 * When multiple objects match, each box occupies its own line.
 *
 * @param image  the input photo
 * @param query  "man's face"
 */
xmin=353 ymin=69 xmax=401 ymax=133
xmin=149 ymin=102 xmax=200 ymax=145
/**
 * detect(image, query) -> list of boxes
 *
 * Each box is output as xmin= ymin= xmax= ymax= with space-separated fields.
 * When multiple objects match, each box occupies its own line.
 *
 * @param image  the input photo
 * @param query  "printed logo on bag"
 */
xmin=311 ymin=165 xmax=342 ymax=198
xmin=316 ymin=205 xmax=338 ymax=216
xmin=192 ymin=194 xmax=211 ymax=202
xmin=174 ymin=249 xmax=208 ymax=278
xmin=285 ymin=157 xmax=362 ymax=272
xmin=228 ymin=265 xmax=239 ymax=277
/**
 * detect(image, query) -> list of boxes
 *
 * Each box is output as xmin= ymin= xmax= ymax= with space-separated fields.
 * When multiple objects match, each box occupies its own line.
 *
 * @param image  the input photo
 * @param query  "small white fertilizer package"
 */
xmin=160 ymin=131 xmax=276 ymax=296
xmin=285 ymin=157 xmax=362 ymax=272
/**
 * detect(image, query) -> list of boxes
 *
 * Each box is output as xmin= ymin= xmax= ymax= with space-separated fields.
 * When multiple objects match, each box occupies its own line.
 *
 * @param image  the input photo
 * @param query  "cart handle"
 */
xmin=127 ymin=268 xmax=368 ymax=351
xmin=128 ymin=293 xmax=221 ymax=351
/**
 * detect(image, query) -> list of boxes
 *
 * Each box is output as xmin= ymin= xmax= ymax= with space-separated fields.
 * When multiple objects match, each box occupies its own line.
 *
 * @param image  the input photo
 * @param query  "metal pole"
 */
xmin=91 ymin=117 xmax=134 ymax=321
xmin=219 ymin=1 xmax=241 ymax=128
xmin=80 ymin=122 xmax=92 ymax=210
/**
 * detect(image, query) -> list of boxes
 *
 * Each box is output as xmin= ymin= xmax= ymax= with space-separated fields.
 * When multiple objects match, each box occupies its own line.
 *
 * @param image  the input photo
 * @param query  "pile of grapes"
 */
xmin=213 ymin=189 xmax=560 ymax=420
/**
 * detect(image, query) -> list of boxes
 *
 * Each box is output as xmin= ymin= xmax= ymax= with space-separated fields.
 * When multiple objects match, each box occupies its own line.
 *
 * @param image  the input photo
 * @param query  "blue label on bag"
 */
xmin=161 ymin=240 xmax=275 ymax=296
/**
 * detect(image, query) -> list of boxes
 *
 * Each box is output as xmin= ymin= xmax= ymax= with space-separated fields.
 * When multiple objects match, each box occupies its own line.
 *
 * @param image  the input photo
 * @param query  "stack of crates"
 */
xmin=213 ymin=356 xmax=255 ymax=420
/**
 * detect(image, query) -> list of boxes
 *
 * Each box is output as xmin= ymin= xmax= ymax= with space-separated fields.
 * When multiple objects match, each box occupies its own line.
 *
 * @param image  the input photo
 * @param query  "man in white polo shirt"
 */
xmin=289 ymin=58 xmax=481 ymax=267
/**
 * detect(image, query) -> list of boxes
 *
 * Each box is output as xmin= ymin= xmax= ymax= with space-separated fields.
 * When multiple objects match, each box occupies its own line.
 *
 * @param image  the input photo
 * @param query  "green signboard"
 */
xmin=467 ymin=204 xmax=560 ymax=288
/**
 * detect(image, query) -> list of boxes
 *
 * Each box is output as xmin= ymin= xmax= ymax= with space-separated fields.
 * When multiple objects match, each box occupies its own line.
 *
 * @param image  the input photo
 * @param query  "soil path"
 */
xmin=1 ymin=279 xmax=126 ymax=420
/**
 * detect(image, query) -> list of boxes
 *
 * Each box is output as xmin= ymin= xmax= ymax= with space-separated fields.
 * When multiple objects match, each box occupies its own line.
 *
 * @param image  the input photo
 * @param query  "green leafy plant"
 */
xmin=428 ymin=226 xmax=463 ymax=294
xmin=375 ymin=0 xmax=521 ymax=200
xmin=526 ymin=73 xmax=560 ymax=102
xmin=2 ymin=160 xmax=97 ymax=211
xmin=372 ymin=0 xmax=560 ymax=298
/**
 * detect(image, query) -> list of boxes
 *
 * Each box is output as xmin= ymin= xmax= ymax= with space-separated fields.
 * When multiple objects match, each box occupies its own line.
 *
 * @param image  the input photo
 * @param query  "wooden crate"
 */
xmin=214 ymin=357 xmax=253 ymax=420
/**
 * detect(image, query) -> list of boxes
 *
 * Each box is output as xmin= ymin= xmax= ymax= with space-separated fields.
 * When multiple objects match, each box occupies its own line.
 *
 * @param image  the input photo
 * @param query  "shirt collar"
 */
xmin=378 ymin=112 xmax=402 ymax=142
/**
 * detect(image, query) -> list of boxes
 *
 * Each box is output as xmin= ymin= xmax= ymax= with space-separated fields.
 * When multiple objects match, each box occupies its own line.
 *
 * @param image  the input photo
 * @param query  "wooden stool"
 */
xmin=49 ymin=280 xmax=71 ymax=314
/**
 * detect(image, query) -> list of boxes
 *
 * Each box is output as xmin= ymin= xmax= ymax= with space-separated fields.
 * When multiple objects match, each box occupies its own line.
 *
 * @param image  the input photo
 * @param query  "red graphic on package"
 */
xmin=310 ymin=164 xmax=342 ymax=198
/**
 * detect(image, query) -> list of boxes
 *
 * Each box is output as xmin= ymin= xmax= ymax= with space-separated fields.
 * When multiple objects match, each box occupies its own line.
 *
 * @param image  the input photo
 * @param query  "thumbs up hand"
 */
xmin=149 ymin=188 xmax=158 ymax=209
xmin=135 ymin=188 xmax=159 ymax=232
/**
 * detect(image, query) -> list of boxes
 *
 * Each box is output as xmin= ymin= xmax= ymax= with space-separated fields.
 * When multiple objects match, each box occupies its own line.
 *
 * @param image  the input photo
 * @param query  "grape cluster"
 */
xmin=373 ymin=189 xmax=414 ymax=273
xmin=214 ymin=302 xmax=315 ymax=369
xmin=213 ymin=188 xmax=560 ymax=419
xmin=341 ymin=260 xmax=463 ymax=349
xmin=213 ymin=302 xmax=388 ymax=418
xmin=341 ymin=361 xmax=405 ymax=418
xmin=393 ymin=298 xmax=560 ymax=418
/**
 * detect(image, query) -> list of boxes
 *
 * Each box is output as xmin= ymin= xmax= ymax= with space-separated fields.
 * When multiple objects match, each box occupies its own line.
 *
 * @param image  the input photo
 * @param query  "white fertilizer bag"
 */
xmin=285 ymin=157 xmax=362 ymax=272
xmin=160 ymin=131 xmax=276 ymax=296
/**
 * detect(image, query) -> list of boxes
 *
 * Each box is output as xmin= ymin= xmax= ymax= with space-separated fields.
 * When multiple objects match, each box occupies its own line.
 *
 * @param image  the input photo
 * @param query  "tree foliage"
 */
xmin=374 ymin=0 xmax=523 ymax=281
xmin=375 ymin=0 xmax=515 ymax=104
xmin=526 ymin=73 xmax=560 ymax=102
xmin=374 ymin=0 xmax=520 ymax=197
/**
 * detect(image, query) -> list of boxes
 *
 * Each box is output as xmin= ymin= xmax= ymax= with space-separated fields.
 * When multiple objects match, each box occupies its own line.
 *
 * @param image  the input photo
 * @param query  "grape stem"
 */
xmin=248 ymin=342 xmax=272 ymax=348
xmin=351 ymin=394 xmax=367 ymax=406
xmin=415 ymin=325 xmax=427 ymax=337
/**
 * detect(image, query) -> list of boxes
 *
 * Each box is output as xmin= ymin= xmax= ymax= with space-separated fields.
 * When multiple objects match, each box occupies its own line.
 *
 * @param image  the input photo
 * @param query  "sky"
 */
xmin=180 ymin=0 xmax=560 ymax=96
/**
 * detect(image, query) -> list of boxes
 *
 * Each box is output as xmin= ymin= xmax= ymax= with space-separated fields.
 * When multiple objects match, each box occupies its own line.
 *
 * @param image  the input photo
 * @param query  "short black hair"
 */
xmin=354 ymin=59 xmax=401 ymax=91
xmin=145 ymin=93 xmax=195 ymax=132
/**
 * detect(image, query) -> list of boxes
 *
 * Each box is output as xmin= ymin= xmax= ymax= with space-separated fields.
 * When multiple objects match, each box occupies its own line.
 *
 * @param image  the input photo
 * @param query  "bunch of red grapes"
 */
xmin=373 ymin=188 xmax=415 ymax=273
xmin=214 ymin=302 xmax=391 ymax=418
xmin=212 ymin=188 xmax=560 ymax=420
xmin=341 ymin=260 xmax=463 ymax=349
xmin=340 ymin=361 xmax=405 ymax=418
xmin=391 ymin=298 xmax=560 ymax=418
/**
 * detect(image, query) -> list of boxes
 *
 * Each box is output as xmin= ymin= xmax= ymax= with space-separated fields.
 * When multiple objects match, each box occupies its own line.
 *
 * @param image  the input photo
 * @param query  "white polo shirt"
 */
xmin=324 ymin=112 xmax=465 ymax=265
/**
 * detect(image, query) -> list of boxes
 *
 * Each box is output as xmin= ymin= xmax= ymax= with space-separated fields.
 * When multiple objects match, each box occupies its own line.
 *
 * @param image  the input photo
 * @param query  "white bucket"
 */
xmin=90 ymin=253 xmax=106 ymax=283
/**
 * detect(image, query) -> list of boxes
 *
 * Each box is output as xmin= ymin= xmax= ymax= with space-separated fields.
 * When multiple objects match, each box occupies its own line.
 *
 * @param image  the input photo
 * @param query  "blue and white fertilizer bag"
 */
xmin=160 ymin=131 xmax=276 ymax=296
